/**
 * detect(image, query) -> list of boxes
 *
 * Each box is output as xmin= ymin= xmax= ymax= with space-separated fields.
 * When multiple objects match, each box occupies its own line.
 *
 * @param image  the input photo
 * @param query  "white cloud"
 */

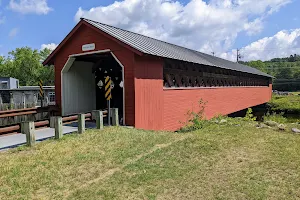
xmin=244 ymin=18 xmax=264 ymax=36
xmin=9 ymin=28 xmax=19 ymax=38
xmin=41 ymin=43 xmax=57 ymax=51
xmin=74 ymin=0 xmax=291 ymax=57
xmin=9 ymin=0 xmax=52 ymax=15
xmin=221 ymin=29 xmax=300 ymax=61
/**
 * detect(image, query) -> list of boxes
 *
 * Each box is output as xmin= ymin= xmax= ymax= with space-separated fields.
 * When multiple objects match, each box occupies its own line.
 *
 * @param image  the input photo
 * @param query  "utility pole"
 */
xmin=211 ymin=52 xmax=215 ymax=57
xmin=236 ymin=49 xmax=241 ymax=63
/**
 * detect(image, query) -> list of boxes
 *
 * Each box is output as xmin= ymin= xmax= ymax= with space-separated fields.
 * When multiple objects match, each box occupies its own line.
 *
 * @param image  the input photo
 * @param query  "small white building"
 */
xmin=0 ymin=77 xmax=19 ymax=89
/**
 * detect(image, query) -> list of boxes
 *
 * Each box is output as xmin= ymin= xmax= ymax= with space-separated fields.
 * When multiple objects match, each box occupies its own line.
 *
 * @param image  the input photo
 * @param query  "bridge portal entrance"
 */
xmin=61 ymin=50 xmax=125 ymax=124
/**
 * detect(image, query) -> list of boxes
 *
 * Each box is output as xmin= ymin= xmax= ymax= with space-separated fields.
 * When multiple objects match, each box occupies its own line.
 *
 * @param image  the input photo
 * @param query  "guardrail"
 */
xmin=21 ymin=109 xmax=118 ymax=147
xmin=0 ymin=107 xmax=38 ymax=118
xmin=0 ymin=106 xmax=58 ymax=127
xmin=0 ymin=110 xmax=109 ymax=136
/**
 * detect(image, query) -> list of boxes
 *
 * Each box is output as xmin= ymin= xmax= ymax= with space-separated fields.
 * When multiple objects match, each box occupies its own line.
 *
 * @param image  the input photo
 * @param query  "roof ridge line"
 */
xmin=82 ymin=18 xmax=241 ymax=65
xmin=80 ymin=18 xmax=272 ymax=78
xmin=81 ymin=18 xmax=212 ymax=57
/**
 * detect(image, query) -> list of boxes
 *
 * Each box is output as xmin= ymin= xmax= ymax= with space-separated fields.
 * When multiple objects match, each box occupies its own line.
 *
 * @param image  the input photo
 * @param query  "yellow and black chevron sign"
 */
xmin=39 ymin=80 xmax=44 ymax=98
xmin=105 ymin=76 xmax=112 ymax=100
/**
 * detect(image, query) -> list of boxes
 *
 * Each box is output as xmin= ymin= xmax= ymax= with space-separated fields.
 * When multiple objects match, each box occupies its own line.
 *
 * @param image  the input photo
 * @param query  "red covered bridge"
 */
xmin=43 ymin=18 xmax=272 ymax=131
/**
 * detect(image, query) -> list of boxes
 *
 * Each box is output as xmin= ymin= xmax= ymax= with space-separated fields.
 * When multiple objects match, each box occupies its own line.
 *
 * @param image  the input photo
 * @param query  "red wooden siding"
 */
xmin=53 ymin=24 xmax=135 ymax=126
xmin=134 ymin=55 xmax=164 ymax=130
xmin=49 ymin=21 xmax=273 ymax=131
xmin=163 ymin=84 xmax=272 ymax=131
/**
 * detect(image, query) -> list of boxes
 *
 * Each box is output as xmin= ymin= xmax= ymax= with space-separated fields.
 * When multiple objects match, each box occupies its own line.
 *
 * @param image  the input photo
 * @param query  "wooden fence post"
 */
xmin=78 ymin=114 xmax=85 ymax=134
xmin=111 ymin=108 xmax=119 ymax=126
xmin=54 ymin=117 xmax=63 ymax=139
xmin=50 ymin=116 xmax=56 ymax=128
xmin=93 ymin=110 xmax=104 ymax=130
xmin=21 ymin=121 xmax=35 ymax=147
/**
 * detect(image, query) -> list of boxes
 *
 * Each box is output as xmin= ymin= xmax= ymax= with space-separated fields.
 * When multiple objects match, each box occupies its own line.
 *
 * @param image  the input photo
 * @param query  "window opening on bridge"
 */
xmin=163 ymin=59 xmax=270 ymax=88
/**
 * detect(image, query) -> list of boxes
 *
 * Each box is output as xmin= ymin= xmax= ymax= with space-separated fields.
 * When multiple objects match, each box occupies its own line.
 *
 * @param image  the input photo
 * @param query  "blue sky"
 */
xmin=0 ymin=0 xmax=300 ymax=61
xmin=234 ymin=0 xmax=300 ymax=48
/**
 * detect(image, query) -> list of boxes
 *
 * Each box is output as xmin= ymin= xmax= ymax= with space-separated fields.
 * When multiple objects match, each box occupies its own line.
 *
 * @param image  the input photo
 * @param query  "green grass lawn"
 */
xmin=1 ymin=122 xmax=300 ymax=200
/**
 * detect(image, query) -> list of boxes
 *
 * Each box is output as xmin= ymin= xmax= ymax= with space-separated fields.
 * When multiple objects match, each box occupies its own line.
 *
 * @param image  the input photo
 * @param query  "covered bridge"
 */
xmin=43 ymin=18 xmax=272 ymax=131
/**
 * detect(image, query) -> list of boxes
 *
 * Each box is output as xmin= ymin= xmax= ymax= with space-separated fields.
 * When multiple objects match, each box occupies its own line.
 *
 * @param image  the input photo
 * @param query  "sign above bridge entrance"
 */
xmin=82 ymin=43 xmax=95 ymax=52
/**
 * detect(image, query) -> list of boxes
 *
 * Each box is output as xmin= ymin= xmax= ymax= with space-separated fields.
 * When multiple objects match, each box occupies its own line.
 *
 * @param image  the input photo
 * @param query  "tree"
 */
xmin=276 ymin=64 xmax=293 ymax=79
xmin=247 ymin=60 xmax=267 ymax=72
xmin=0 ymin=47 xmax=54 ymax=86
xmin=294 ymin=70 xmax=300 ymax=79
xmin=40 ymin=48 xmax=52 ymax=62
xmin=0 ymin=56 xmax=4 ymax=65
xmin=288 ymin=55 xmax=296 ymax=62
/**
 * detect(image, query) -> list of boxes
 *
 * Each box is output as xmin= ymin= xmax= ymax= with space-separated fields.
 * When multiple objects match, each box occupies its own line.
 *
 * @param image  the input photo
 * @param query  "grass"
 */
xmin=268 ymin=94 xmax=300 ymax=114
xmin=264 ymin=112 xmax=289 ymax=124
xmin=1 ymin=122 xmax=300 ymax=199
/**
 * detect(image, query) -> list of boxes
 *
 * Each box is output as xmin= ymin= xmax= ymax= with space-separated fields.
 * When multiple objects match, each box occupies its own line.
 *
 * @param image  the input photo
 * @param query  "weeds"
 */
xmin=180 ymin=99 xmax=208 ymax=132
xmin=264 ymin=112 xmax=288 ymax=124
xmin=180 ymin=100 xmax=254 ymax=132
xmin=180 ymin=96 xmax=299 ymax=133
xmin=244 ymin=108 xmax=257 ymax=121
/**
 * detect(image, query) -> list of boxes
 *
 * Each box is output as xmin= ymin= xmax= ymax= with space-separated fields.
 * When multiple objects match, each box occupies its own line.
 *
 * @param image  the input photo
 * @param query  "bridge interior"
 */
xmin=61 ymin=52 xmax=124 ymax=123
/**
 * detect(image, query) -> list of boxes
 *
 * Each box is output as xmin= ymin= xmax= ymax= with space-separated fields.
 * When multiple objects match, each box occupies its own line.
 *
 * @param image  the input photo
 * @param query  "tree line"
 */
xmin=241 ymin=54 xmax=300 ymax=79
xmin=242 ymin=54 xmax=300 ymax=91
xmin=0 ymin=47 xmax=54 ymax=86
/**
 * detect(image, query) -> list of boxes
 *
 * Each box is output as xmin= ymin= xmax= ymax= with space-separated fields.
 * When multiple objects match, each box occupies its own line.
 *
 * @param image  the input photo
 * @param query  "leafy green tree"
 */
xmin=276 ymin=64 xmax=293 ymax=79
xmin=294 ymin=70 xmax=300 ymax=79
xmin=40 ymin=48 xmax=52 ymax=62
xmin=247 ymin=60 xmax=266 ymax=72
xmin=7 ymin=47 xmax=41 ymax=85
xmin=288 ymin=55 xmax=295 ymax=62
xmin=0 ymin=56 xmax=4 ymax=65
xmin=0 ymin=47 xmax=54 ymax=86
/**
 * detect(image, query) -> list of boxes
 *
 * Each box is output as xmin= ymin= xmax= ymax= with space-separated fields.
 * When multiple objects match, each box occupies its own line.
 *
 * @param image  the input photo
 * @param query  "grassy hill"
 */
xmin=1 ymin=121 xmax=300 ymax=199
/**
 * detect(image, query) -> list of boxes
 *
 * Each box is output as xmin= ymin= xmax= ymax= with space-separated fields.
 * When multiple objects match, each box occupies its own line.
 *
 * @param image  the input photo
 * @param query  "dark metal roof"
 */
xmin=83 ymin=18 xmax=272 ymax=78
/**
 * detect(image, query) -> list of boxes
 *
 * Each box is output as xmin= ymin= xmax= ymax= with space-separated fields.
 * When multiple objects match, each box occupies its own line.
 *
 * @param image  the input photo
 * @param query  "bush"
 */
xmin=180 ymin=99 xmax=208 ymax=132
xmin=244 ymin=108 xmax=257 ymax=121
xmin=268 ymin=95 xmax=300 ymax=114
